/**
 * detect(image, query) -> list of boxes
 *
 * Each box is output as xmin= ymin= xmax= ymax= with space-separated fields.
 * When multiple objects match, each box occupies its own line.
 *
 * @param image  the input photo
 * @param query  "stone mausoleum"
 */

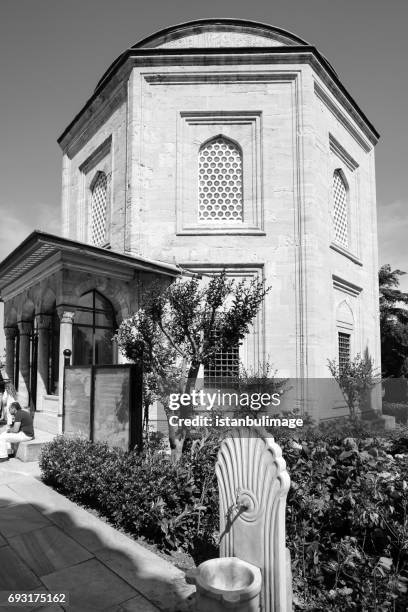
xmin=0 ymin=19 xmax=381 ymax=432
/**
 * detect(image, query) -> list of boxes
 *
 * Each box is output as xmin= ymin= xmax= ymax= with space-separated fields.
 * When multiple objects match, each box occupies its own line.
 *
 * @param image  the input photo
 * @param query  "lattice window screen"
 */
xmin=338 ymin=332 xmax=351 ymax=372
xmin=333 ymin=171 xmax=348 ymax=247
xmin=199 ymin=137 xmax=243 ymax=222
xmin=91 ymin=173 xmax=108 ymax=246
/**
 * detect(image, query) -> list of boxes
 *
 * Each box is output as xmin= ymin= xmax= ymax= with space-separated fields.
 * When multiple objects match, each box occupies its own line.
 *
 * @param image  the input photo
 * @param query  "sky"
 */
xmin=0 ymin=0 xmax=407 ymax=290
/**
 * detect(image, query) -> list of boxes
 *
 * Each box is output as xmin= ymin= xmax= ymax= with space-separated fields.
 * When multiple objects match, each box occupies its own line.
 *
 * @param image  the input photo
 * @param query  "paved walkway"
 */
xmin=0 ymin=459 xmax=195 ymax=612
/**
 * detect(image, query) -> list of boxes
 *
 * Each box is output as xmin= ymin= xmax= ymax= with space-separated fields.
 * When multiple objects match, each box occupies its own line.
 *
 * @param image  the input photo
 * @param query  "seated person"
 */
xmin=1 ymin=387 xmax=17 ymax=429
xmin=0 ymin=402 xmax=34 ymax=461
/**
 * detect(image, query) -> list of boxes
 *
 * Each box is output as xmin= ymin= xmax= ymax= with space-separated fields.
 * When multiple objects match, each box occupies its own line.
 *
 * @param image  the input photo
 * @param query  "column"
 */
xmin=3 ymin=327 xmax=17 ymax=383
xmin=17 ymin=321 xmax=32 ymax=408
xmin=35 ymin=314 xmax=52 ymax=411
xmin=57 ymin=309 xmax=75 ymax=431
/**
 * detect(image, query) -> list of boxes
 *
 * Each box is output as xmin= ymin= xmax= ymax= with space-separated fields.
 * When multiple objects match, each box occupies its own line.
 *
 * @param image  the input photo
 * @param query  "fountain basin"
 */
xmin=187 ymin=557 xmax=262 ymax=611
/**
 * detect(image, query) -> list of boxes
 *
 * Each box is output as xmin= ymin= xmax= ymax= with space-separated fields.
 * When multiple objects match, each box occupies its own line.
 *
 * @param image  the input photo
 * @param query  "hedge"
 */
xmin=39 ymin=430 xmax=408 ymax=611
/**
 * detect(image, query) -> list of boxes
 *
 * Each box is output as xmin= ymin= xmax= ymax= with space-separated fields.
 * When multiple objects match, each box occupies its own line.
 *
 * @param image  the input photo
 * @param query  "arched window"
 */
xmin=332 ymin=170 xmax=348 ymax=248
xmin=336 ymin=300 xmax=354 ymax=373
xmin=73 ymin=291 xmax=116 ymax=366
xmin=198 ymin=136 xmax=243 ymax=222
xmin=90 ymin=172 xmax=108 ymax=246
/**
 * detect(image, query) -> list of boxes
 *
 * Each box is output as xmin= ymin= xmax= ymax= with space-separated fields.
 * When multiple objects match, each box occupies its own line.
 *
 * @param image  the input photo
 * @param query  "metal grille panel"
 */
xmin=338 ymin=332 xmax=351 ymax=372
xmin=91 ymin=173 xmax=107 ymax=246
xmin=199 ymin=137 xmax=243 ymax=222
xmin=204 ymin=343 xmax=240 ymax=387
xmin=333 ymin=171 xmax=348 ymax=247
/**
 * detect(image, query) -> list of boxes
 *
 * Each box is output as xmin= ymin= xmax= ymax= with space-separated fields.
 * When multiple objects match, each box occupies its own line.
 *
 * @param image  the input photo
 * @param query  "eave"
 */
xmin=57 ymin=46 xmax=380 ymax=151
xmin=0 ymin=231 xmax=184 ymax=300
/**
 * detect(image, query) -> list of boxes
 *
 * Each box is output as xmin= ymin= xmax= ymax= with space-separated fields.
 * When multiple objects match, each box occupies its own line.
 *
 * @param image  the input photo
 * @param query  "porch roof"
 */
xmin=0 ymin=230 xmax=184 ymax=296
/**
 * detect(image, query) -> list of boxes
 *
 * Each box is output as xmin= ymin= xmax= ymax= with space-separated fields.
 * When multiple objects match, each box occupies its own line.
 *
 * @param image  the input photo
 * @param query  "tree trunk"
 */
xmin=168 ymin=362 xmax=200 ymax=461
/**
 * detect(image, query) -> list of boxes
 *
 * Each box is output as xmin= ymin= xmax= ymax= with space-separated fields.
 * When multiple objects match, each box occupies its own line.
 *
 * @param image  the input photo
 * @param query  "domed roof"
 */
xmin=95 ymin=19 xmax=312 ymax=91
xmin=131 ymin=18 xmax=309 ymax=49
xmin=58 ymin=18 xmax=379 ymax=147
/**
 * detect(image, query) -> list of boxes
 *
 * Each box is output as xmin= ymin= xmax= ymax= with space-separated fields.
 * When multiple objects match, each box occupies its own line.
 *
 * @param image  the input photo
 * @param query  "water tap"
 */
xmin=234 ymin=488 xmax=250 ymax=512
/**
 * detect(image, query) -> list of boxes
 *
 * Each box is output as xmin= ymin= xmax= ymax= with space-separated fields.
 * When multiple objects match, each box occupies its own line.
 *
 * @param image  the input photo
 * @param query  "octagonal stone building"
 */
xmin=0 ymin=19 xmax=381 ymax=429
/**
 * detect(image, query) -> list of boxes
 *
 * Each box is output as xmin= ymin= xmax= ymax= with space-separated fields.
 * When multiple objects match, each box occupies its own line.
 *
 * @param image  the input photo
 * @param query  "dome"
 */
xmin=95 ymin=19 xmax=312 ymax=91
xmin=131 ymin=18 xmax=309 ymax=49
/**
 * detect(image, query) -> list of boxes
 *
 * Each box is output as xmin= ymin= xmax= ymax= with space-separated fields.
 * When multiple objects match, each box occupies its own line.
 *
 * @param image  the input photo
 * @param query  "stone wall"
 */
xmin=57 ymin=31 xmax=380 ymax=420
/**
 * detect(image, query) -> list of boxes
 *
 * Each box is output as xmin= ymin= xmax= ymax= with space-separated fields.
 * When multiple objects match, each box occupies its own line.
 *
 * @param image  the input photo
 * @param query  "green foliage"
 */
xmin=379 ymin=264 xmax=408 ymax=378
xmin=278 ymin=433 xmax=408 ymax=610
xmin=328 ymin=351 xmax=379 ymax=419
xmin=40 ymin=429 xmax=408 ymax=610
xmin=234 ymin=360 xmax=288 ymax=417
xmin=39 ymin=434 xmax=219 ymax=563
xmin=115 ymin=272 xmax=269 ymax=454
xmin=115 ymin=272 xmax=269 ymax=395
xmin=382 ymin=402 xmax=408 ymax=425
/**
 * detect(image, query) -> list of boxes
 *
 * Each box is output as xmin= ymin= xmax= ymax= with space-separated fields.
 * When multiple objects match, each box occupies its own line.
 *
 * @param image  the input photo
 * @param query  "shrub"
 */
xmin=328 ymin=351 xmax=379 ymax=419
xmin=276 ymin=433 xmax=408 ymax=610
xmin=39 ymin=433 xmax=219 ymax=563
xmin=40 ymin=430 xmax=408 ymax=610
xmin=383 ymin=401 xmax=408 ymax=424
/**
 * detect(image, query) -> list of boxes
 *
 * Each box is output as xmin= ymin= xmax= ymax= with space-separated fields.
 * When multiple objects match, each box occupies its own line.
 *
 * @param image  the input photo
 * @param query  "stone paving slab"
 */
xmin=0 ymin=546 xmax=42 ymax=590
xmin=0 ymin=465 xmax=196 ymax=612
xmin=0 ymin=503 xmax=51 ymax=538
xmin=9 ymin=479 xmax=126 ymax=552
xmin=0 ymin=483 xmax=27 ymax=507
xmin=95 ymin=546 xmax=195 ymax=612
xmin=0 ymin=469 xmax=30 ymax=485
xmin=8 ymin=525 xmax=93 ymax=576
xmin=114 ymin=594 xmax=160 ymax=612
xmin=41 ymin=558 xmax=139 ymax=611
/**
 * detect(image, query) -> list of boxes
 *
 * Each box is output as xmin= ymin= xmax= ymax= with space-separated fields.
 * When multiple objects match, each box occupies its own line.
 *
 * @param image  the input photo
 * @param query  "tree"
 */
xmin=115 ymin=271 xmax=269 ymax=459
xmin=379 ymin=264 xmax=408 ymax=378
xmin=328 ymin=350 xmax=378 ymax=420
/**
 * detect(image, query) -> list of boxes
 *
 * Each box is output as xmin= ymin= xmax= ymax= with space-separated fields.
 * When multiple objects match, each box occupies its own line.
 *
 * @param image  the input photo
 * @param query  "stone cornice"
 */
xmin=57 ymin=46 xmax=379 ymax=152
xmin=329 ymin=134 xmax=359 ymax=170
xmin=330 ymin=242 xmax=363 ymax=266
xmin=332 ymin=274 xmax=363 ymax=297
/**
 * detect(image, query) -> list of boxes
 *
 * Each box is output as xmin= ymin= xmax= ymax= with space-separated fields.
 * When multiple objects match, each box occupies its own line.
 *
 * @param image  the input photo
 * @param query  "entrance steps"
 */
xmin=34 ymin=395 xmax=60 ymax=434
xmin=33 ymin=410 xmax=60 ymax=434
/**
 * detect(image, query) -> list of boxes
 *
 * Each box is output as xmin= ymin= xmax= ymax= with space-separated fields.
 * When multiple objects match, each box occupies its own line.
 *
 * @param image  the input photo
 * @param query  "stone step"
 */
xmin=14 ymin=429 xmax=56 ymax=462
xmin=33 ymin=411 xmax=60 ymax=435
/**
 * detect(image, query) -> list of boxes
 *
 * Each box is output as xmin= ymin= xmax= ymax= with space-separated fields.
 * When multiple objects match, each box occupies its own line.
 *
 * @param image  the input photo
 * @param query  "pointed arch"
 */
xmin=72 ymin=289 xmax=117 ymax=366
xmin=332 ymin=169 xmax=349 ymax=248
xmin=21 ymin=298 xmax=35 ymax=321
xmin=336 ymin=299 xmax=354 ymax=327
xmin=336 ymin=299 xmax=354 ymax=372
xmin=90 ymin=171 xmax=108 ymax=246
xmin=41 ymin=287 xmax=57 ymax=313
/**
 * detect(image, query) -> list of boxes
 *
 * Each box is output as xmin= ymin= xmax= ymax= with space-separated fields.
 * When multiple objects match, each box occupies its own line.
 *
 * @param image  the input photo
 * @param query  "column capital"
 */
xmin=4 ymin=327 xmax=18 ymax=340
xmin=57 ymin=308 xmax=76 ymax=324
xmin=17 ymin=321 xmax=33 ymax=335
xmin=35 ymin=313 xmax=53 ymax=330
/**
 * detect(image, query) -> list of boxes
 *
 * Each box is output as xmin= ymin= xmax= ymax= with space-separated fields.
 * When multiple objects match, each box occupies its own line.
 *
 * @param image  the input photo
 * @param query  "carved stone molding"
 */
xmin=57 ymin=309 xmax=76 ymax=325
xmin=3 ymin=327 xmax=17 ymax=340
xmin=35 ymin=314 xmax=53 ymax=330
xmin=17 ymin=321 xmax=33 ymax=336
